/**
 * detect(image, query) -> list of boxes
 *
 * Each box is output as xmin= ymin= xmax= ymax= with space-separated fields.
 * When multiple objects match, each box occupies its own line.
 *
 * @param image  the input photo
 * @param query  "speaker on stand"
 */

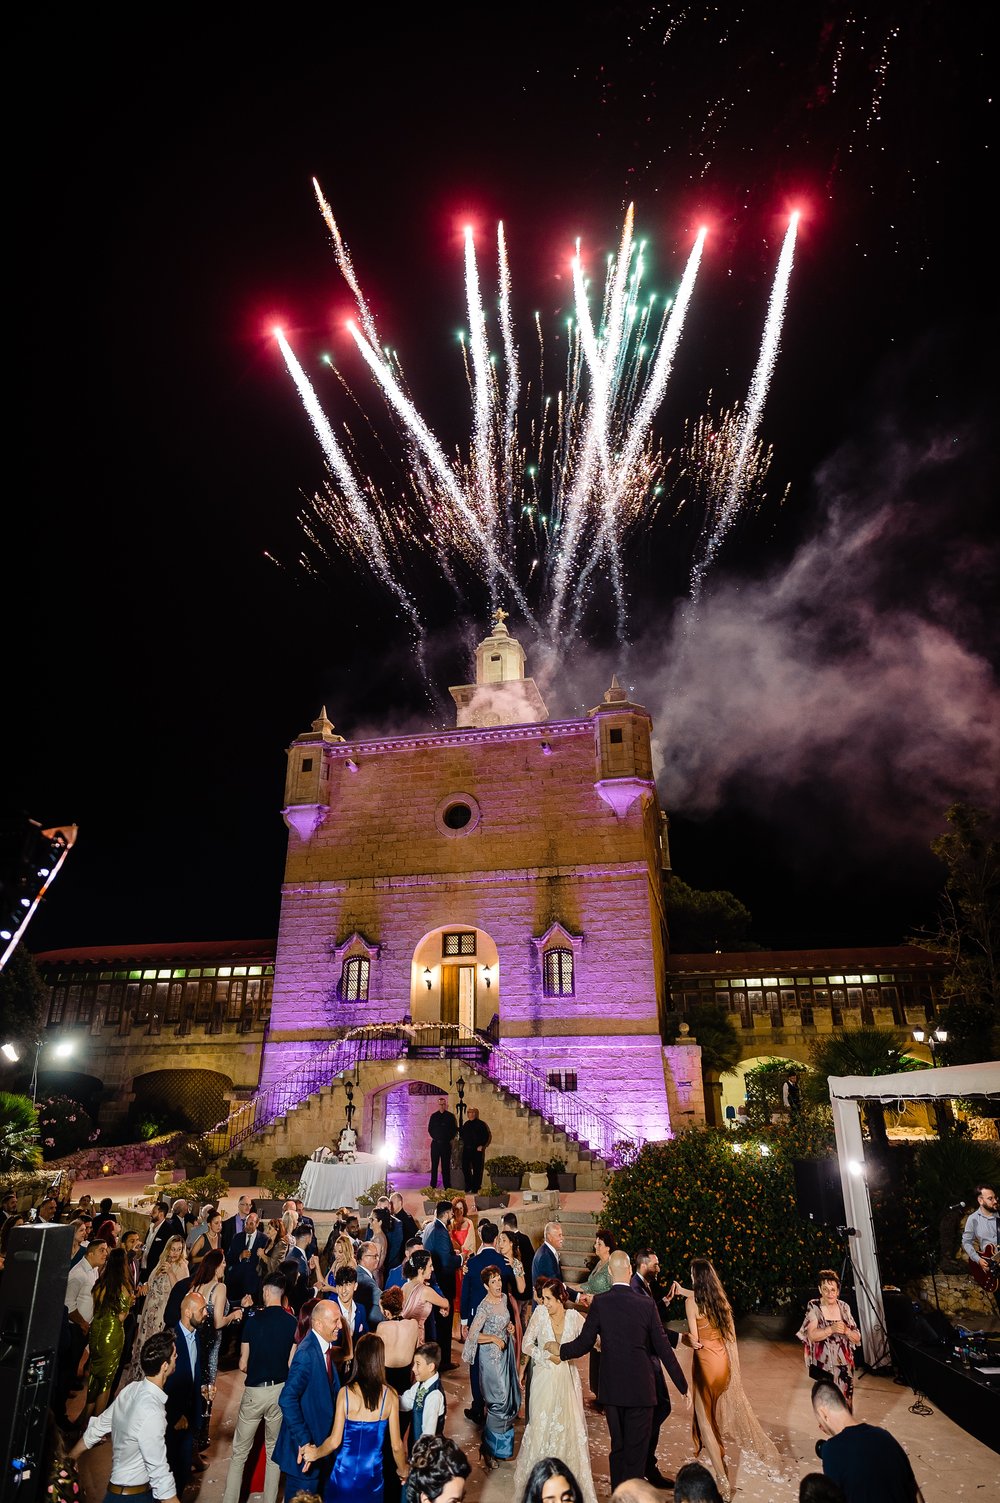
xmin=1 ymin=1223 xmax=73 ymax=1501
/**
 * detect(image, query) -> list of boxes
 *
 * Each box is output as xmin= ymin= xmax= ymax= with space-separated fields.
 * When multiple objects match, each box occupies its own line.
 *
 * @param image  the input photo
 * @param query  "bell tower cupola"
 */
xmin=449 ymin=608 xmax=549 ymax=728
xmin=282 ymin=705 xmax=344 ymax=841
xmin=588 ymin=674 xmax=655 ymax=820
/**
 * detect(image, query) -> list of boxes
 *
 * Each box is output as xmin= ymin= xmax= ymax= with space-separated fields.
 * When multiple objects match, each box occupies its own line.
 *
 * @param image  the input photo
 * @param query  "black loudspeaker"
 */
xmin=882 ymin=1289 xmax=919 ymax=1337
xmin=0 ymin=1223 xmax=73 ymax=1502
xmin=792 ymin=1158 xmax=847 ymax=1226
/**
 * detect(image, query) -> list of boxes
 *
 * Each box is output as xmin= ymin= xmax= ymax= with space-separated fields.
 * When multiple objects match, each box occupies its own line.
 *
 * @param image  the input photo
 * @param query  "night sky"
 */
xmin=9 ymin=6 xmax=997 ymax=956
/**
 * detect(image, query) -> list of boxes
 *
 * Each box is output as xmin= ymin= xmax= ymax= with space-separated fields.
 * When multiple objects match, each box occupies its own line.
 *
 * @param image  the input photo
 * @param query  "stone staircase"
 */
xmin=557 ymin=1206 xmax=600 ymax=1281
xmin=242 ymin=1059 xmax=609 ymax=1192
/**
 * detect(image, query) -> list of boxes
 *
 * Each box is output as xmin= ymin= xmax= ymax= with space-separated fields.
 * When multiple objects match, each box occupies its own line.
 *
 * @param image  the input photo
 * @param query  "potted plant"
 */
xmin=420 ymin=1186 xmax=458 ymax=1213
xmin=473 ymin=1179 xmax=507 ymax=1210
xmin=546 ymin=1155 xmax=576 ymax=1191
xmin=525 ymin=1160 xmax=549 ymax=1192
xmin=224 ymin=1151 xmax=257 ymax=1188
xmin=153 ymin=1159 xmax=174 ymax=1188
xmin=485 ymin=1155 xmax=524 ymax=1193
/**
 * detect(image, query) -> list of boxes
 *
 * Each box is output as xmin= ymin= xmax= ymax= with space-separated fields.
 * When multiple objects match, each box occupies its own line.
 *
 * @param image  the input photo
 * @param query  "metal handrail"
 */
xmin=200 ymin=1020 xmax=641 ymax=1166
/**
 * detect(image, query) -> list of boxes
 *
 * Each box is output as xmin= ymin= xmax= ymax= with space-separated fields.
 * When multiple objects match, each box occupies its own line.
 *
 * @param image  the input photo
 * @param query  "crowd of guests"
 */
xmin=0 ymin=1183 xmax=927 ymax=1503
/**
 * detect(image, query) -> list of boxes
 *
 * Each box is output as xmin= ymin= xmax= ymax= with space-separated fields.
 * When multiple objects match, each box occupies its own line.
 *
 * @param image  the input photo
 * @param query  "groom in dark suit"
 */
xmin=551 ymin=1249 xmax=689 ymax=1491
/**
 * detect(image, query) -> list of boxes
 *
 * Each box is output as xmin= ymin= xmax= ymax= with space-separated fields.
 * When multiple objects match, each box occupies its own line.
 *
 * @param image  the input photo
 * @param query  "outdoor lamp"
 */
xmin=424 ymin=967 xmax=432 ymax=989
xmin=482 ymin=966 xmax=492 ymax=989
xmin=912 ymin=1028 xmax=925 ymax=1043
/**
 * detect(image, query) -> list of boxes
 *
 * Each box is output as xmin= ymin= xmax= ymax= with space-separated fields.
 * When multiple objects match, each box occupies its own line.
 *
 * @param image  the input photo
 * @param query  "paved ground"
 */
xmin=67 ymin=1175 xmax=997 ymax=1501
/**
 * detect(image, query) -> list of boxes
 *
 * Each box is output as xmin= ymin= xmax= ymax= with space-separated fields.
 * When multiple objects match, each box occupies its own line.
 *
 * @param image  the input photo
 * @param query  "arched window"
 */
xmin=543 ymin=948 xmax=574 ymax=997
xmin=340 ymin=956 xmax=370 ymax=1002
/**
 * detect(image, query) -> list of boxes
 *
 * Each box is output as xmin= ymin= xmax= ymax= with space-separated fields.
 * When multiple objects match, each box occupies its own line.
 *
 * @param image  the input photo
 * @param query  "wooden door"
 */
xmin=440 ymin=965 xmax=460 ymax=1025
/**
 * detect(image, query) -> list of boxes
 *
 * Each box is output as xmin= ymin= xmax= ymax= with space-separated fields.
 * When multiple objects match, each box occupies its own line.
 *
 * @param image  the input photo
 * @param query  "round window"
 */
xmin=434 ymin=792 xmax=481 ymax=838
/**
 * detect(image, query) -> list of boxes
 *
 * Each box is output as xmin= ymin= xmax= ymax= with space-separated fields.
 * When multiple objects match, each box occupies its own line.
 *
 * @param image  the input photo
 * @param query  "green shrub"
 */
xmin=546 ymin=1156 xmax=567 ymax=1175
xmin=357 ymin=1180 xmax=389 ymax=1209
xmin=225 ymin=1151 xmax=257 ymax=1171
xmin=485 ymin=1155 xmax=524 ymax=1178
xmin=525 ymin=1160 xmax=547 ymax=1173
xmin=602 ymin=1125 xmax=844 ymax=1316
xmin=173 ymin=1172 xmax=230 ymax=1202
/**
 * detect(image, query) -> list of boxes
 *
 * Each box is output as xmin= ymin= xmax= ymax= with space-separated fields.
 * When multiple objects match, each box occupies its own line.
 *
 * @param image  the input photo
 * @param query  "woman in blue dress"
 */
xmin=461 ymin=1265 xmax=520 ymax=1471
xmin=298 ymin=1333 xmax=410 ymax=1503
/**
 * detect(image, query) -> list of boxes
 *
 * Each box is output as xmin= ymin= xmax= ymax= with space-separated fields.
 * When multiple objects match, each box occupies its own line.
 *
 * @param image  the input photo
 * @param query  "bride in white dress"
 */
xmin=512 ymin=1276 xmax=597 ymax=1503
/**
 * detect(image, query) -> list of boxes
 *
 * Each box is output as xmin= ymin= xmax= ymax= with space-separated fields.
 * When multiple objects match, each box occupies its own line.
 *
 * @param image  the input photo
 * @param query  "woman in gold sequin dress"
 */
xmin=86 ymin=1248 xmax=135 ymax=1414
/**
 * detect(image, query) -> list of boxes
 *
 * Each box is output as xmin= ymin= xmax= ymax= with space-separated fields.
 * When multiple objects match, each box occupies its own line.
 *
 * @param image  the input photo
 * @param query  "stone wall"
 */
xmin=912 ymin=1272 xmax=997 ymax=1324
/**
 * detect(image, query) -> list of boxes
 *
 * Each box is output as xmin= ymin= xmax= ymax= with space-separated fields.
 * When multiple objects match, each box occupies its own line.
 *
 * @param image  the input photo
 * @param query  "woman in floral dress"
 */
xmin=461 ymin=1266 xmax=519 ymax=1470
xmin=796 ymin=1268 xmax=862 ymax=1407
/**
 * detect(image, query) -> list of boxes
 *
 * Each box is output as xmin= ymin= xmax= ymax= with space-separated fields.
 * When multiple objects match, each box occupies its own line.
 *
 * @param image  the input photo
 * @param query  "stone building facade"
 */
xmin=267 ymin=612 xmax=677 ymax=1158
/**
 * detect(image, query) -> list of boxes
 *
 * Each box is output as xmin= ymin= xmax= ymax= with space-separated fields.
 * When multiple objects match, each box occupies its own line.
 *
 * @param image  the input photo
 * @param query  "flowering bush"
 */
xmin=602 ymin=1119 xmax=844 ymax=1316
xmin=37 ymin=1096 xmax=99 ymax=1159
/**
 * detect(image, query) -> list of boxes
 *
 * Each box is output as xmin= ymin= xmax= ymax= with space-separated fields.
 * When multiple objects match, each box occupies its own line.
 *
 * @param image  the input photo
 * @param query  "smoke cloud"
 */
xmin=546 ymin=398 xmax=1000 ymax=859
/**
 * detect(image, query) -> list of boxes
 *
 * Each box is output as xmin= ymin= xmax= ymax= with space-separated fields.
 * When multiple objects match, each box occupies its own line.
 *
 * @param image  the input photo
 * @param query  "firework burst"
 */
xmin=277 ymin=189 xmax=799 ymax=664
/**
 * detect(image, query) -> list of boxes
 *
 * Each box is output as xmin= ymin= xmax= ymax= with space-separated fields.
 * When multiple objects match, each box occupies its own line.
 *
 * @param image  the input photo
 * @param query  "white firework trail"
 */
xmin=497 ymin=221 xmax=520 ymax=530
xmin=345 ymin=319 xmax=535 ymax=623
xmin=691 ymin=211 xmax=799 ymax=599
xmin=463 ymin=227 xmax=497 ymax=549
xmin=312 ymin=178 xmax=381 ymax=349
xmin=274 ymin=326 xmax=419 ymax=633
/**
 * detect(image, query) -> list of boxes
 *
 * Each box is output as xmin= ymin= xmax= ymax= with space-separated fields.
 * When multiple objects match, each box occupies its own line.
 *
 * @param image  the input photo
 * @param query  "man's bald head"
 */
xmin=610 ymin=1482 xmax=664 ymax=1503
xmin=608 ymin=1250 xmax=632 ymax=1283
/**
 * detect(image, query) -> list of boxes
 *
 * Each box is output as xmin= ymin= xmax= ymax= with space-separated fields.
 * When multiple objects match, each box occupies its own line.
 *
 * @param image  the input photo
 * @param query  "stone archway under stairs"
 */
xmin=246 ymin=1055 xmax=608 ymax=1190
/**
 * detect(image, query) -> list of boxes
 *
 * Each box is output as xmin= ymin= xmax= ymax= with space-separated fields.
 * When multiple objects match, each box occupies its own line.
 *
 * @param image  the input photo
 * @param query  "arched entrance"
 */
xmin=410 ymin=925 xmax=499 ymax=1032
xmin=365 ymin=1076 xmax=449 ymax=1176
xmin=719 ymin=1051 xmax=811 ymax=1120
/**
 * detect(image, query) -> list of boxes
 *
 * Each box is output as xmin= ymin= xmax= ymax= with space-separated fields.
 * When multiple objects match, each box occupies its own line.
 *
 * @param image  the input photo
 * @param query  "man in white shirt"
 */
xmin=55 ymin=1239 xmax=109 ymax=1426
xmin=70 ymin=1330 xmax=180 ymax=1503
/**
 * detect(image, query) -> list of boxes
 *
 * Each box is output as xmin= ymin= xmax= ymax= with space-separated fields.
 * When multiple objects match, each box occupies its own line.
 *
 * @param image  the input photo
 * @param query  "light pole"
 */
xmin=912 ymin=1025 xmax=948 ymax=1066
xmin=28 ymin=1036 xmax=75 ymax=1105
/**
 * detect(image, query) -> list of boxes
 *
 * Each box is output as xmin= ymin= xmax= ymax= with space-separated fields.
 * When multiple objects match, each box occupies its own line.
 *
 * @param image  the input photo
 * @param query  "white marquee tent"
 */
xmin=828 ymin=1061 xmax=1000 ymax=1368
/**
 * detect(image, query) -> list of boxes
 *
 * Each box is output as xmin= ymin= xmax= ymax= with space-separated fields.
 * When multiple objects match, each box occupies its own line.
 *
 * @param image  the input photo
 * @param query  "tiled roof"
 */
xmin=32 ymin=938 xmax=277 ymax=968
xmin=667 ymin=944 xmax=940 ymax=975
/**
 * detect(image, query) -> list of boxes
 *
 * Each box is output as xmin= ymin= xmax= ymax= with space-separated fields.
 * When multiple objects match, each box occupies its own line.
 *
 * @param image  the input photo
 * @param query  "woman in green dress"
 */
xmin=584 ymin=1229 xmax=616 ymax=1403
xmin=86 ymin=1247 xmax=135 ymax=1415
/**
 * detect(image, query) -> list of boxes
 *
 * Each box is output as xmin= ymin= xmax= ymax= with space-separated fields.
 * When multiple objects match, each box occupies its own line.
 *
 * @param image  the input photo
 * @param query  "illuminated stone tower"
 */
xmin=264 ymin=616 xmax=676 ymax=1158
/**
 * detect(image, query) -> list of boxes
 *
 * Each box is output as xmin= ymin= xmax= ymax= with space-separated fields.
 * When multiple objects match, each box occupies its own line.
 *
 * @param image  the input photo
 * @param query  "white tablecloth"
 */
xmin=297 ymin=1153 xmax=382 ymax=1211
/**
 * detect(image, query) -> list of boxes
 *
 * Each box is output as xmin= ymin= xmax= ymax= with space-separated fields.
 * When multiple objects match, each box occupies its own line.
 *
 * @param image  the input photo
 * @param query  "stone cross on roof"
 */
xmin=492 ymin=605 xmax=509 ymax=630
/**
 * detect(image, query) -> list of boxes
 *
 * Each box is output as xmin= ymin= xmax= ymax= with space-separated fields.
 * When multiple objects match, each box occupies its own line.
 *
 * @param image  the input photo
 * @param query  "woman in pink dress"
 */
xmin=400 ymin=1250 xmax=450 ymax=1340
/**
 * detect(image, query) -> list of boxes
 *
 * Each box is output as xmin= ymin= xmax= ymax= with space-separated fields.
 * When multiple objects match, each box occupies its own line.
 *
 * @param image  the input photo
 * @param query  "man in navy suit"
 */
xmin=226 ymin=1210 xmax=268 ymax=1303
xmin=553 ymin=1251 xmax=688 ymax=1492
xmin=273 ymin=1299 xmax=342 ymax=1495
xmin=165 ymin=1291 xmax=208 ymax=1493
xmin=531 ymin=1222 xmax=580 ymax=1304
xmin=421 ymin=1202 xmax=462 ymax=1369
xmin=221 ymin=1195 xmax=254 ymax=1254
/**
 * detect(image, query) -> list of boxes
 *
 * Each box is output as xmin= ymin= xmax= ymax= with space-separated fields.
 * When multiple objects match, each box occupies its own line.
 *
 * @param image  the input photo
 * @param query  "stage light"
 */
xmin=53 ymin=1040 xmax=75 ymax=1059
xmin=1 ymin=1042 xmax=19 ymax=1063
xmin=847 ymin=1160 xmax=864 ymax=1177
